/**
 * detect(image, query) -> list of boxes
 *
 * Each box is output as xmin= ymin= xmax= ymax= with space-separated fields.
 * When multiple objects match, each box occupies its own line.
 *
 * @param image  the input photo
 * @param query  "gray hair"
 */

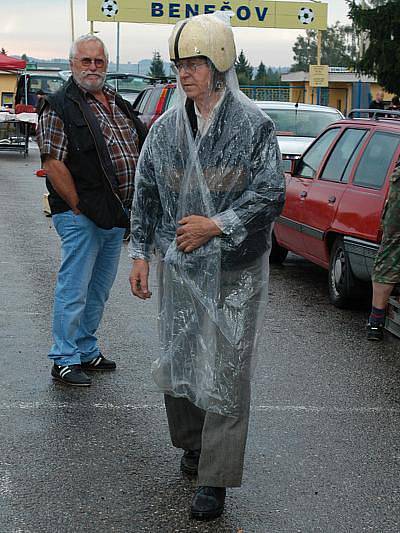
xmin=69 ymin=34 xmax=109 ymax=61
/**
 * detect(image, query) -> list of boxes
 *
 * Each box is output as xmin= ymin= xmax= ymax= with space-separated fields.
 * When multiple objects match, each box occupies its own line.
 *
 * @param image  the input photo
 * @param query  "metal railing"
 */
xmin=240 ymin=85 xmax=299 ymax=102
xmin=348 ymin=109 xmax=400 ymax=119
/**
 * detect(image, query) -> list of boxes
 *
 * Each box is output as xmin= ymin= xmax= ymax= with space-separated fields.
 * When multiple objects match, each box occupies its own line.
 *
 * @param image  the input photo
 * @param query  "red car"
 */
xmin=272 ymin=110 xmax=400 ymax=308
xmin=133 ymin=82 xmax=176 ymax=129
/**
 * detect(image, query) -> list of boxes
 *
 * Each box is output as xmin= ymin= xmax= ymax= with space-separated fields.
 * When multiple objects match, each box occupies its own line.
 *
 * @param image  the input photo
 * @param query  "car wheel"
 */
xmin=328 ymin=236 xmax=356 ymax=308
xmin=269 ymin=232 xmax=288 ymax=264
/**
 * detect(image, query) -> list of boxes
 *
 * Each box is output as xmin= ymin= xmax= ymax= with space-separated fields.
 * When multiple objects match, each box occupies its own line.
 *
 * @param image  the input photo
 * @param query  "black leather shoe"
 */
xmin=51 ymin=364 xmax=91 ymax=387
xmin=181 ymin=449 xmax=201 ymax=476
xmin=81 ymin=354 xmax=116 ymax=370
xmin=191 ymin=486 xmax=226 ymax=521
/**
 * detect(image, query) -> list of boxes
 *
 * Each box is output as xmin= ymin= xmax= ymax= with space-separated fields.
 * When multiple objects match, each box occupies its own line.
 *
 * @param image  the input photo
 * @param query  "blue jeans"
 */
xmin=49 ymin=211 xmax=125 ymax=366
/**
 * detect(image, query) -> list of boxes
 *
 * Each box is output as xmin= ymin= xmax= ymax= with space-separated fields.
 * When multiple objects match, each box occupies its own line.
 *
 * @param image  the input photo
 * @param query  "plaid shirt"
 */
xmin=36 ymin=84 xmax=139 ymax=205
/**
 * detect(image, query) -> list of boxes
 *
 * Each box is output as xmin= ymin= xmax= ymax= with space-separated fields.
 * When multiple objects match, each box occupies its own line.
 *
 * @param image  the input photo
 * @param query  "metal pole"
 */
xmin=90 ymin=21 xmax=94 ymax=35
xmin=70 ymin=0 xmax=75 ymax=43
xmin=316 ymin=31 xmax=322 ymax=105
xmin=317 ymin=30 xmax=322 ymax=66
xmin=116 ymin=22 xmax=120 ymax=73
xmin=24 ymin=71 xmax=28 ymax=105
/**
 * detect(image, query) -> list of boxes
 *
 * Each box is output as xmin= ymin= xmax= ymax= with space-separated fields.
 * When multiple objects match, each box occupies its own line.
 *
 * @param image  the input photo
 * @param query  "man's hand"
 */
xmin=129 ymin=259 xmax=151 ymax=300
xmin=44 ymin=157 xmax=80 ymax=213
xmin=176 ymin=215 xmax=222 ymax=253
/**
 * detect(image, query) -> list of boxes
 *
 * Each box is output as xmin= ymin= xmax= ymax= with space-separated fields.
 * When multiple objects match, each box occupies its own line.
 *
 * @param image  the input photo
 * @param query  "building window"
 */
xmin=1 ymin=92 xmax=14 ymax=108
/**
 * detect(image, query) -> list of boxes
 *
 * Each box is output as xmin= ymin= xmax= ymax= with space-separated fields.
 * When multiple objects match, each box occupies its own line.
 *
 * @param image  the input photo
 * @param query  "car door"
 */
xmin=301 ymin=127 xmax=369 ymax=265
xmin=338 ymin=129 xmax=400 ymax=241
xmin=275 ymin=127 xmax=340 ymax=255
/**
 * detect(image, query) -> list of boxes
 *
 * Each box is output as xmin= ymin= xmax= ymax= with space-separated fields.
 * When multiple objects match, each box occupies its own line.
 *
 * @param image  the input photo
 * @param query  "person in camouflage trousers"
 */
xmin=367 ymin=161 xmax=400 ymax=341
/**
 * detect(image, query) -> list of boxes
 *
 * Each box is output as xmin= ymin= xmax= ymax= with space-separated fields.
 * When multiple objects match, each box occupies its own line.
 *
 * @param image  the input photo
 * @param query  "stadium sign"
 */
xmin=88 ymin=1 xmax=328 ymax=30
xmin=309 ymin=64 xmax=329 ymax=87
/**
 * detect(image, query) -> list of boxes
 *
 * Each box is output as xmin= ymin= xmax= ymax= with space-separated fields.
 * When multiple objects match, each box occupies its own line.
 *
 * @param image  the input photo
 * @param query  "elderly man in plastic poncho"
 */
xmin=129 ymin=12 xmax=285 ymax=521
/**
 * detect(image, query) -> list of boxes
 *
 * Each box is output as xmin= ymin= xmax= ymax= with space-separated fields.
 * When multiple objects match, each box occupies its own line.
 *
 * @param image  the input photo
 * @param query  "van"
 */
xmin=15 ymin=70 xmax=66 ymax=107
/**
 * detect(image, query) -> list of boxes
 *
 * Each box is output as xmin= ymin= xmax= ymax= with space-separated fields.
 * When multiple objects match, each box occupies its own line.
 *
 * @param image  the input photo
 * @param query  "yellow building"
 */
xmin=0 ymin=71 xmax=18 ymax=108
xmin=281 ymin=68 xmax=393 ymax=115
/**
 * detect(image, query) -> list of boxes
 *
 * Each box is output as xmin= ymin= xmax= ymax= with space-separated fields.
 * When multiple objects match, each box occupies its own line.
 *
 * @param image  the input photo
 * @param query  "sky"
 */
xmin=3 ymin=0 xmax=351 ymax=67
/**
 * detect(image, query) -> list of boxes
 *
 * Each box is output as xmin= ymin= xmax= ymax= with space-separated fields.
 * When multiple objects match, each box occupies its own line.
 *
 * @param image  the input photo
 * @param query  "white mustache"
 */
xmin=81 ymin=71 xmax=106 ymax=81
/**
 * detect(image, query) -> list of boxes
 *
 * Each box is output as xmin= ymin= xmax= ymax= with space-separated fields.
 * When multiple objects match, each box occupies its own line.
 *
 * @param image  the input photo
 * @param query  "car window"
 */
xmin=297 ymin=128 xmax=339 ymax=179
xmin=16 ymin=74 xmax=66 ymax=105
xmin=29 ymin=75 xmax=64 ymax=94
xmin=320 ymin=129 xmax=367 ymax=183
xmin=166 ymin=88 xmax=177 ymax=109
xmin=353 ymin=131 xmax=400 ymax=189
xmin=341 ymin=131 xmax=369 ymax=184
xmin=260 ymin=108 xmax=342 ymax=137
xmin=146 ymin=87 xmax=163 ymax=114
xmin=136 ymin=89 xmax=152 ymax=114
xmin=106 ymin=75 xmax=151 ymax=94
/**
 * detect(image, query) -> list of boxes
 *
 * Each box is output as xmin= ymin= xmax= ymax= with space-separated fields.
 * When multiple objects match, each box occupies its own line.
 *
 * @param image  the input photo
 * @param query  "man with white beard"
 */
xmin=37 ymin=35 xmax=146 ymax=386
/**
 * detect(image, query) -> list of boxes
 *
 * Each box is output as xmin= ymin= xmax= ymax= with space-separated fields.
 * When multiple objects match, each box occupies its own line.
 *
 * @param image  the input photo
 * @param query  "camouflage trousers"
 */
xmin=372 ymin=165 xmax=400 ymax=284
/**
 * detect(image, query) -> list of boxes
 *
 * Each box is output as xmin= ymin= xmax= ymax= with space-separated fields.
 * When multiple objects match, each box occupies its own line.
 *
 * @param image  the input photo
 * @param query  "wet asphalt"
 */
xmin=1 ymin=144 xmax=400 ymax=533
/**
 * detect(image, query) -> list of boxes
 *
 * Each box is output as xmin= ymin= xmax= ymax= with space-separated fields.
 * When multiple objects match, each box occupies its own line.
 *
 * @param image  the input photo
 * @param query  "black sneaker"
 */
xmin=51 ymin=364 xmax=91 ymax=386
xmin=191 ymin=486 xmax=226 ymax=521
xmin=367 ymin=322 xmax=384 ymax=341
xmin=181 ymin=449 xmax=201 ymax=476
xmin=81 ymin=354 xmax=116 ymax=371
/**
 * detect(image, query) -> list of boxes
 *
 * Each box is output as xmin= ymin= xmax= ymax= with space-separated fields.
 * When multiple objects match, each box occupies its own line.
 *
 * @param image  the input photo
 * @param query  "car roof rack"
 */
xmin=149 ymin=76 xmax=176 ymax=84
xmin=348 ymin=108 xmax=400 ymax=119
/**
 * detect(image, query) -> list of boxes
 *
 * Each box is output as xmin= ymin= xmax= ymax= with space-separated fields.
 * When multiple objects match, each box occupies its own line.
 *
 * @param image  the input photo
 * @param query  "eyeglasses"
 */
xmin=74 ymin=57 xmax=106 ymax=68
xmin=172 ymin=61 xmax=208 ymax=74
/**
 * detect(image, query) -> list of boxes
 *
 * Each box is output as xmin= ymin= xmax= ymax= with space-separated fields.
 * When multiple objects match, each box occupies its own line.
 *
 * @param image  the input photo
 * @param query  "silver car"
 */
xmin=255 ymin=101 xmax=344 ymax=170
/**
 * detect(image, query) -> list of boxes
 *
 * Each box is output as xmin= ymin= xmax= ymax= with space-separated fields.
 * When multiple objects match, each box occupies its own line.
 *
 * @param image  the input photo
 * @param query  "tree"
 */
xmin=0 ymin=47 xmax=7 ymax=55
xmin=253 ymin=62 xmax=282 ymax=86
xmin=348 ymin=0 xmax=400 ymax=94
xmin=265 ymin=67 xmax=281 ymax=85
xmin=21 ymin=53 xmax=28 ymax=61
xmin=254 ymin=61 xmax=267 ymax=85
xmin=291 ymin=22 xmax=359 ymax=71
xmin=235 ymin=50 xmax=253 ymax=85
xmin=148 ymin=51 xmax=165 ymax=78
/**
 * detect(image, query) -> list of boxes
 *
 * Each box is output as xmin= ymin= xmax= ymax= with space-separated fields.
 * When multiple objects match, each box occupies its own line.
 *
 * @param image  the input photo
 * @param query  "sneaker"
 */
xmin=367 ymin=322 xmax=384 ymax=341
xmin=51 ymin=364 xmax=91 ymax=386
xmin=181 ymin=449 xmax=201 ymax=476
xmin=81 ymin=354 xmax=116 ymax=371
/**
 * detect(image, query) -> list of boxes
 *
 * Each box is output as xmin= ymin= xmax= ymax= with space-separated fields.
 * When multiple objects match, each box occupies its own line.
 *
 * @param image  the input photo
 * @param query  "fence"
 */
xmin=240 ymin=85 xmax=301 ymax=102
xmin=240 ymin=85 xmax=349 ymax=115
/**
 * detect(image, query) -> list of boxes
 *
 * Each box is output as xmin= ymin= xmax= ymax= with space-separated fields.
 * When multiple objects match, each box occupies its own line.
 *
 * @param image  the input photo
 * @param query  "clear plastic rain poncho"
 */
xmin=130 ymin=12 xmax=285 ymax=417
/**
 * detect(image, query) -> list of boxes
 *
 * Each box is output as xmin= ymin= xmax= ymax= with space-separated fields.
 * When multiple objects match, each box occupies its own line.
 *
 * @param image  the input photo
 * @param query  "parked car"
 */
xmin=271 ymin=109 xmax=400 ymax=308
xmin=133 ymin=81 xmax=176 ymax=128
xmin=103 ymin=73 xmax=153 ymax=104
xmin=15 ymin=70 xmax=66 ymax=106
xmin=255 ymin=101 xmax=344 ymax=171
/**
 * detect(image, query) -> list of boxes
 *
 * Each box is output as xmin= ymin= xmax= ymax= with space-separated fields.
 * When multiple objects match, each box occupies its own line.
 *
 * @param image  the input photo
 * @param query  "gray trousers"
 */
xmin=164 ymin=379 xmax=251 ymax=487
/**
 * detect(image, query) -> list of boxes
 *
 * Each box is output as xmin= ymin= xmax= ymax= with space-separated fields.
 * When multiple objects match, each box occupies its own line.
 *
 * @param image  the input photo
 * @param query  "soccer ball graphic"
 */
xmin=101 ymin=0 xmax=119 ymax=17
xmin=298 ymin=7 xmax=314 ymax=25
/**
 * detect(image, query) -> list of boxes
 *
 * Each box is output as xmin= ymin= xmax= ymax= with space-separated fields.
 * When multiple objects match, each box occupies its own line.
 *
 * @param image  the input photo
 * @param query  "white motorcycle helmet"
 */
xmin=169 ymin=12 xmax=236 ymax=73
